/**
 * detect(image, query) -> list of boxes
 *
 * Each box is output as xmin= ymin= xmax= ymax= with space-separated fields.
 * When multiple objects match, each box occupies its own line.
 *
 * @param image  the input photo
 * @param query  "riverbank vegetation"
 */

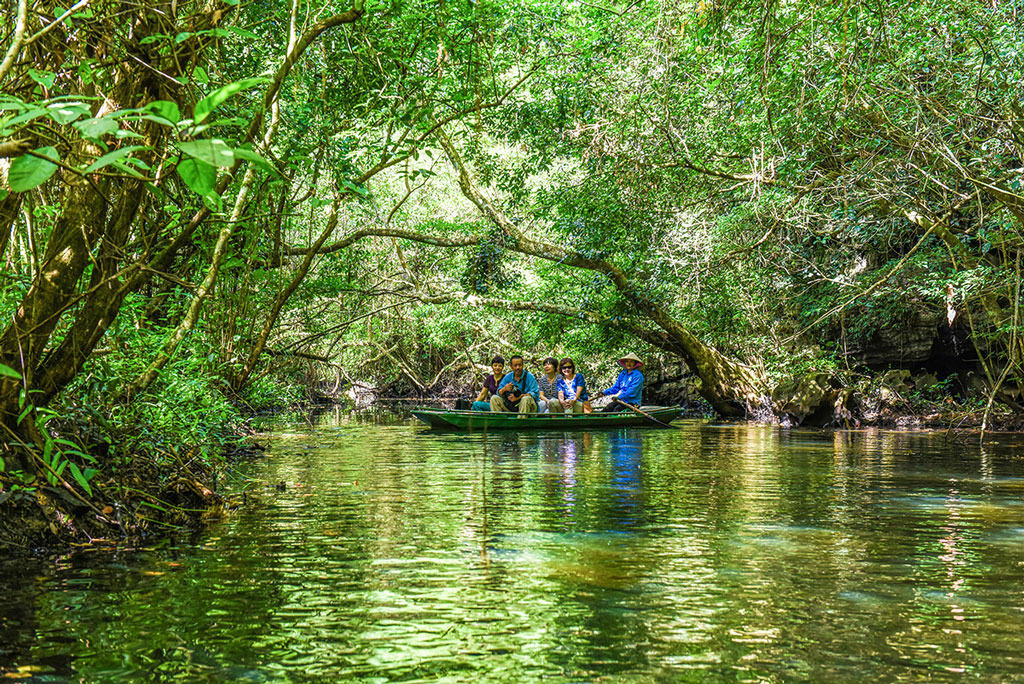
xmin=2 ymin=0 xmax=1023 ymax=547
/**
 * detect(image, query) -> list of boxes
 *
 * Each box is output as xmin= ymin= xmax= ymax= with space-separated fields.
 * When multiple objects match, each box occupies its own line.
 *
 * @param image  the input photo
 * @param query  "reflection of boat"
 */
xmin=411 ymin=406 xmax=682 ymax=430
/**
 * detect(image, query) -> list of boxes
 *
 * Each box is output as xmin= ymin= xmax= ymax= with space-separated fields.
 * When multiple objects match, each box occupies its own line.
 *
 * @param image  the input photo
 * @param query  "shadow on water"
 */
xmin=4 ymin=421 xmax=1024 ymax=682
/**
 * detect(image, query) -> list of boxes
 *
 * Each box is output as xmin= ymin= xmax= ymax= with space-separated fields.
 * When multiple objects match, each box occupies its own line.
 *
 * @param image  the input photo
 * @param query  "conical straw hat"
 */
xmin=618 ymin=352 xmax=644 ymax=369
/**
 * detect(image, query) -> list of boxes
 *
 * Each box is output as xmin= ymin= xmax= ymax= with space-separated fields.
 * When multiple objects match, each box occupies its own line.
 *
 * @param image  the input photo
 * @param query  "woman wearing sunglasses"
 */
xmin=556 ymin=357 xmax=593 ymax=414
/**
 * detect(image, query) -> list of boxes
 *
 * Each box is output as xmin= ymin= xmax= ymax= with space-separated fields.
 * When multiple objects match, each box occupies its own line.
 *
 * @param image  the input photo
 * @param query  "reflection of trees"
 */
xmin=11 ymin=424 xmax=1024 ymax=679
xmin=0 ymin=565 xmax=66 ymax=678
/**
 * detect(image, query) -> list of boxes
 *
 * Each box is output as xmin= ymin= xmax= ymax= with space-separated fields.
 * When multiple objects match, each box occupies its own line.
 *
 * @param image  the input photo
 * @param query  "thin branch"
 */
xmin=0 ymin=0 xmax=28 ymax=84
xmin=23 ymin=0 xmax=90 ymax=46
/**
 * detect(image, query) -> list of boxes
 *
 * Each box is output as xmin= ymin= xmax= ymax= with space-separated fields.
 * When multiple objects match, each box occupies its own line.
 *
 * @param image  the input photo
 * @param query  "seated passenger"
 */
xmin=536 ymin=356 xmax=561 ymax=413
xmin=471 ymin=355 xmax=505 ymax=411
xmin=595 ymin=353 xmax=644 ymax=412
xmin=556 ymin=357 xmax=593 ymax=414
xmin=490 ymin=355 xmax=539 ymax=413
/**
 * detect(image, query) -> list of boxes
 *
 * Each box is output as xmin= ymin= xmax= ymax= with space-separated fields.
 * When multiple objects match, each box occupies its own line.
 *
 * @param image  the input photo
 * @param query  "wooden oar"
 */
xmin=612 ymin=398 xmax=681 ymax=429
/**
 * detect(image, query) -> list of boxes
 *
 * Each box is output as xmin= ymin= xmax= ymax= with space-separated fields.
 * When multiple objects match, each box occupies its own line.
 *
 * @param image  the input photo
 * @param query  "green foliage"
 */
xmin=193 ymin=77 xmax=267 ymax=124
xmin=7 ymin=147 xmax=59 ymax=192
xmin=4 ymin=0 xmax=1024 ymax=476
xmin=0 ymin=359 xmax=99 ymax=496
xmin=240 ymin=373 xmax=306 ymax=412
xmin=461 ymin=229 xmax=519 ymax=294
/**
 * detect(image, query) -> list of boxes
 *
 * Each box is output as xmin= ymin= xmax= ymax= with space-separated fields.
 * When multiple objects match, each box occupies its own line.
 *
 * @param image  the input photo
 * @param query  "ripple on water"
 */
xmin=4 ymin=422 xmax=1024 ymax=682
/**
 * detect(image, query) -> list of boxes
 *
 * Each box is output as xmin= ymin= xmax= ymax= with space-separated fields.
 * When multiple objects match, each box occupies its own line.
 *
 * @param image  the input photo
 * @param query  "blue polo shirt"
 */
xmin=497 ymin=371 xmax=540 ymax=403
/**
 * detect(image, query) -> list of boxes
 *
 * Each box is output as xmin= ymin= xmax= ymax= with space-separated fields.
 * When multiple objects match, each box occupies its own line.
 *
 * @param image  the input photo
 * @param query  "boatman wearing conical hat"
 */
xmin=596 ymin=353 xmax=644 ymax=413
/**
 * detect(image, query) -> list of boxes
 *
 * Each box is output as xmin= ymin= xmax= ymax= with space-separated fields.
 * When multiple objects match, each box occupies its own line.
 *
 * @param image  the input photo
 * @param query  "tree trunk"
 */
xmin=0 ymin=180 xmax=108 ymax=425
xmin=31 ymin=181 xmax=147 ymax=406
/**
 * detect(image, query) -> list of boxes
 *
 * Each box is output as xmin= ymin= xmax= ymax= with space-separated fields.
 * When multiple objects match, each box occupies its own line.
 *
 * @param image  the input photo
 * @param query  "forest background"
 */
xmin=1 ymin=0 xmax=1023 ymax=543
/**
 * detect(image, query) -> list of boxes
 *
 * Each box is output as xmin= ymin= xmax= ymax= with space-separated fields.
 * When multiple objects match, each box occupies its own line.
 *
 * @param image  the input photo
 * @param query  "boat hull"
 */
xmin=411 ymin=406 xmax=683 ymax=430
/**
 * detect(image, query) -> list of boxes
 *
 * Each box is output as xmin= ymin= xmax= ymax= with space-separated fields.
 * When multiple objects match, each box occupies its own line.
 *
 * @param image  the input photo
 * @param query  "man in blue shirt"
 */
xmin=490 ymin=355 xmax=540 ymax=413
xmin=596 ymin=352 xmax=644 ymax=412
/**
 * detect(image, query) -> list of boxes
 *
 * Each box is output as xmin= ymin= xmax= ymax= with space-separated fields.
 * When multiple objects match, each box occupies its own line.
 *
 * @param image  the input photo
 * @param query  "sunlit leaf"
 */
xmin=176 ymin=139 xmax=235 ymax=167
xmin=231 ymin=147 xmax=277 ymax=175
xmin=73 ymin=116 xmax=118 ymax=140
xmin=27 ymin=69 xmax=55 ymax=88
xmin=47 ymin=102 xmax=90 ymax=125
xmin=193 ymin=77 xmax=266 ymax=124
xmin=144 ymin=100 xmax=181 ymax=124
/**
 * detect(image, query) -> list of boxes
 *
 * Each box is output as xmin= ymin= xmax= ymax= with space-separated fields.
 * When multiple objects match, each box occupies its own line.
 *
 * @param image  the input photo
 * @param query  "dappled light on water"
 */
xmin=4 ymin=422 xmax=1024 ymax=681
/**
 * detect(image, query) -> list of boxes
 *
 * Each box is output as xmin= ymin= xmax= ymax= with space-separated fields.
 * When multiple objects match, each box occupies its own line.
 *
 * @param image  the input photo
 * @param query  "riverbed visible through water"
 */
xmin=3 ymin=417 xmax=1024 ymax=682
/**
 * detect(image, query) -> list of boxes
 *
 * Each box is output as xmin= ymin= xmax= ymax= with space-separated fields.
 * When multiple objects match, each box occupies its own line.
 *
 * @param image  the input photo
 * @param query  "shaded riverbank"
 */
xmin=0 ymin=442 xmax=258 ymax=556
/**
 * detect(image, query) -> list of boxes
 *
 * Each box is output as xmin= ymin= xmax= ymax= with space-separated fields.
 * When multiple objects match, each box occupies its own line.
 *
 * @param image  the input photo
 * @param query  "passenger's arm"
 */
xmin=525 ymin=375 xmax=540 ymax=402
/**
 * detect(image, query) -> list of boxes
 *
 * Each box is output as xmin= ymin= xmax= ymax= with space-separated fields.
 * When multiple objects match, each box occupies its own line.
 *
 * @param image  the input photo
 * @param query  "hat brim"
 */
xmin=618 ymin=358 xmax=644 ymax=369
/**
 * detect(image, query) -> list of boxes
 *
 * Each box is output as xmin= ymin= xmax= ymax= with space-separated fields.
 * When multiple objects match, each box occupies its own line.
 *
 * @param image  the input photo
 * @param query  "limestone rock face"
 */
xmin=771 ymin=373 xmax=837 ymax=426
xmin=878 ymin=369 xmax=913 ymax=401
xmin=848 ymin=311 xmax=941 ymax=368
xmin=847 ymin=310 xmax=976 ymax=370
xmin=644 ymin=373 xmax=703 ymax=408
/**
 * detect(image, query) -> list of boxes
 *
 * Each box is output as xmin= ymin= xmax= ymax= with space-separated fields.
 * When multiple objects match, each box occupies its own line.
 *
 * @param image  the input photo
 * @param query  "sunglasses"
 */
xmin=561 ymin=366 xmax=574 ymax=371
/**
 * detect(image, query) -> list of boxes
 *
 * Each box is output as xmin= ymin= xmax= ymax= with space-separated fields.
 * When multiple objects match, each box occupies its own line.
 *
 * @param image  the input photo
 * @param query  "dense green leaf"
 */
xmin=7 ymin=147 xmax=59 ymax=192
xmin=0 ymin=98 xmax=29 ymax=112
xmin=46 ymin=102 xmax=90 ymax=125
xmin=176 ymin=139 xmax=235 ymax=167
xmin=0 ymin=363 xmax=22 ymax=380
xmin=138 ymin=114 xmax=178 ymax=128
xmin=226 ymin=26 xmax=258 ymax=40
xmin=177 ymin=157 xmax=218 ymax=197
xmin=231 ymin=147 xmax=276 ymax=175
xmin=342 ymin=179 xmax=369 ymax=196
xmin=0 ymin=107 xmax=47 ymax=134
xmin=27 ymin=69 xmax=55 ymax=88
xmin=73 ymin=116 xmax=119 ymax=140
xmin=193 ymin=77 xmax=266 ymax=124
xmin=144 ymin=100 xmax=181 ymax=124
xmin=108 ymin=160 xmax=148 ymax=179
xmin=67 ymin=463 xmax=93 ymax=496
xmin=83 ymin=145 xmax=148 ymax=172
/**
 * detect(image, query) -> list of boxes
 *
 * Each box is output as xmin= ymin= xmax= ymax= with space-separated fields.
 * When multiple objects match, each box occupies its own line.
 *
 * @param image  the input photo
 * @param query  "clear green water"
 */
xmin=3 ymin=419 xmax=1024 ymax=682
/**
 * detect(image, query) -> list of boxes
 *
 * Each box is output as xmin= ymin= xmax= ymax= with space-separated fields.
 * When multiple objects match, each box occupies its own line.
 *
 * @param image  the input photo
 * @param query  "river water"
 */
xmin=3 ymin=418 xmax=1024 ymax=682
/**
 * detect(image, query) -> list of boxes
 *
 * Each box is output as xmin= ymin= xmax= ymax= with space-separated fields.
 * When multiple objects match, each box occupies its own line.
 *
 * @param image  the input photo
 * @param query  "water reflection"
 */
xmin=4 ymin=423 xmax=1024 ymax=682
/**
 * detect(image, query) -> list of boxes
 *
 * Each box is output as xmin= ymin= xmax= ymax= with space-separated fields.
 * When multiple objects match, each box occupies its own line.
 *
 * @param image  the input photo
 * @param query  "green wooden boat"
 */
xmin=411 ymin=405 xmax=683 ymax=430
